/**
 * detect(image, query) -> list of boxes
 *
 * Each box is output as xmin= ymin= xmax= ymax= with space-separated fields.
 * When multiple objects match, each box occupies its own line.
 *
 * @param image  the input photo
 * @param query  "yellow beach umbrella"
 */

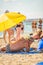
xmin=0 ymin=12 xmax=26 ymax=32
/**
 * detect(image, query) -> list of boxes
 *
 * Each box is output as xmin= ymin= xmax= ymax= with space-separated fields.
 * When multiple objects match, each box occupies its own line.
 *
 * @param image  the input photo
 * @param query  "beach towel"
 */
xmin=36 ymin=62 xmax=43 ymax=65
xmin=0 ymin=48 xmax=43 ymax=54
xmin=37 ymin=38 xmax=43 ymax=51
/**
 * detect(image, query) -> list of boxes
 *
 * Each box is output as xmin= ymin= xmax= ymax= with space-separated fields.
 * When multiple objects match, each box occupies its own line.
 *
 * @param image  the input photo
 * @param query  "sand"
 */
xmin=0 ymin=38 xmax=43 ymax=65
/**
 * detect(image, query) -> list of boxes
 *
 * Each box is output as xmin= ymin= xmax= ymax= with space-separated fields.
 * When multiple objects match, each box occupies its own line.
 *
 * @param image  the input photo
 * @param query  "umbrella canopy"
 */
xmin=0 ymin=12 xmax=26 ymax=32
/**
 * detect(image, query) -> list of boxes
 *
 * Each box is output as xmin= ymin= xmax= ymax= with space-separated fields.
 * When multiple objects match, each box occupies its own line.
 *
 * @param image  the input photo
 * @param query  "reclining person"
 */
xmin=0 ymin=37 xmax=34 ymax=52
xmin=0 ymin=23 xmax=34 ymax=52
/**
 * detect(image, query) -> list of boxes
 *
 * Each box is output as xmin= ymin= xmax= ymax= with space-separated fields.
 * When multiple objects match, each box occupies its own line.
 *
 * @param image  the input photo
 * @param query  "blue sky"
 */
xmin=0 ymin=0 xmax=43 ymax=19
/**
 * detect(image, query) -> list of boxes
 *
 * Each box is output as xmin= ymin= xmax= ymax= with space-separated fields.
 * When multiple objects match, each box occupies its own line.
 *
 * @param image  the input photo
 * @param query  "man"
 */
xmin=0 ymin=23 xmax=34 ymax=52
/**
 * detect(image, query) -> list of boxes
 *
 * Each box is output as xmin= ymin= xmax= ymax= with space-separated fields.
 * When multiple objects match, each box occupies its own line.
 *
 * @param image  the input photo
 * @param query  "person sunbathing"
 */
xmin=0 ymin=23 xmax=34 ymax=52
xmin=30 ymin=30 xmax=43 ymax=52
xmin=0 ymin=37 xmax=34 ymax=52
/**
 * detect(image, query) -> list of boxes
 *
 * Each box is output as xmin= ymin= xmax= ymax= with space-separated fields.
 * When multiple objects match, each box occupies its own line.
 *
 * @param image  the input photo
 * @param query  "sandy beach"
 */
xmin=0 ymin=38 xmax=43 ymax=65
xmin=0 ymin=53 xmax=43 ymax=65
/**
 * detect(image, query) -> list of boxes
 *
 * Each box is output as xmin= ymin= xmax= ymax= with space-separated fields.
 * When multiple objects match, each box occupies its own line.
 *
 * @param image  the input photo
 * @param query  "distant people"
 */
xmin=38 ymin=19 xmax=42 ymax=31
xmin=32 ymin=20 xmax=37 ymax=33
xmin=32 ymin=29 xmax=42 ymax=40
